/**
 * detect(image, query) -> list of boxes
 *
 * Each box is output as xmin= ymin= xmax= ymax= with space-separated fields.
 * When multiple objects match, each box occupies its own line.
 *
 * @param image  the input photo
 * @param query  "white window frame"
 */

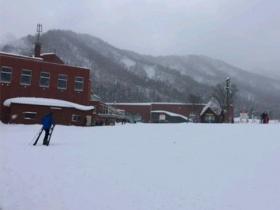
xmin=0 ymin=66 xmax=13 ymax=83
xmin=23 ymin=112 xmax=37 ymax=120
xmin=20 ymin=69 xmax=32 ymax=86
xmin=57 ymin=74 xmax=68 ymax=90
xmin=39 ymin=71 xmax=50 ymax=88
xmin=74 ymin=76 xmax=84 ymax=91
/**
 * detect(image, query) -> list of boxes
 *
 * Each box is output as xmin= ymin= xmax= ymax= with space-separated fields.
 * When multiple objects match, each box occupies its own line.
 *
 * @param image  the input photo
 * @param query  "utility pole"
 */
xmin=225 ymin=77 xmax=231 ymax=123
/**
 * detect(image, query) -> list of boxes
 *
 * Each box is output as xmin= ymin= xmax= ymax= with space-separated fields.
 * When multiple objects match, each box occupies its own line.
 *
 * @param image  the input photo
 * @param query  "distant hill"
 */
xmin=2 ymin=29 xmax=280 ymax=117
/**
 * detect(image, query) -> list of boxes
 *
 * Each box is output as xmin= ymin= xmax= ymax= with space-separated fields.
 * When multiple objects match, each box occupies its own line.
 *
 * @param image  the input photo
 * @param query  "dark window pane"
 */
xmin=75 ymin=76 xmax=84 ymax=91
xmin=39 ymin=72 xmax=50 ymax=87
xmin=72 ymin=114 xmax=81 ymax=122
xmin=57 ymin=74 xmax=67 ymax=89
xmin=0 ymin=67 xmax=12 ymax=83
xmin=20 ymin=69 xmax=32 ymax=85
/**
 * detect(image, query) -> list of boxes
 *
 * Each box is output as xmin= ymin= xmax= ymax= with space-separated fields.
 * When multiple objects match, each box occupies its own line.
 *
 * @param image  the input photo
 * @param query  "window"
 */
xmin=57 ymin=74 xmax=68 ymax=90
xmin=205 ymin=113 xmax=215 ymax=123
xmin=0 ymin=66 xmax=12 ymax=83
xmin=20 ymin=69 xmax=32 ymax=85
xmin=72 ymin=114 xmax=81 ymax=122
xmin=23 ymin=112 xmax=37 ymax=120
xmin=74 ymin=76 xmax=84 ymax=91
xmin=39 ymin=72 xmax=50 ymax=87
xmin=159 ymin=114 xmax=166 ymax=121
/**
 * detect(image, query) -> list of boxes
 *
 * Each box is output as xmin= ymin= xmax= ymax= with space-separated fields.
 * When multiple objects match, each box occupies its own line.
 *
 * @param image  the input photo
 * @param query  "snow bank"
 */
xmin=1 ymin=123 xmax=280 ymax=210
xmin=3 ymin=97 xmax=94 ymax=111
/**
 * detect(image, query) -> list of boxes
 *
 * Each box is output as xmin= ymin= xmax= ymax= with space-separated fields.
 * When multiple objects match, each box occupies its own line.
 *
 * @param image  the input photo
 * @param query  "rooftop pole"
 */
xmin=225 ymin=77 xmax=231 ymax=123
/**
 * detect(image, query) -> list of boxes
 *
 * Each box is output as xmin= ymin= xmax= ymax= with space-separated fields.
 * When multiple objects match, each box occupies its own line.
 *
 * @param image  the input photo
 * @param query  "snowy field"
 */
xmin=1 ymin=123 xmax=280 ymax=210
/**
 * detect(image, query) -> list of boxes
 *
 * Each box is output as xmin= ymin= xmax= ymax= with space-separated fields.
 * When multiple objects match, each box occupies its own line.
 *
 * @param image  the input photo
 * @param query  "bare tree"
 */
xmin=212 ymin=82 xmax=238 ymax=109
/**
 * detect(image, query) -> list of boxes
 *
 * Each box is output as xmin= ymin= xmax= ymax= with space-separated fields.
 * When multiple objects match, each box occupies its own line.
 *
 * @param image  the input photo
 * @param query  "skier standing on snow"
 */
xmin=260 ymin=112 xmax=269 ymax=124
xmin=41 ymin=112 xmax=55 ymax=146
xmin=264 ymin=112 xmax=269 ymax=124
xmin=260 ymin=112 xmax=265 ymax=123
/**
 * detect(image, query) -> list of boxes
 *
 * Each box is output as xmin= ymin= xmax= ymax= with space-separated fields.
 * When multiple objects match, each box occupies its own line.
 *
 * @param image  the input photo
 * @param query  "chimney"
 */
xmin=34 ymin=42 xmax=41 ymax=57
xmin=34 ymin=24 xmax=42 ymax=57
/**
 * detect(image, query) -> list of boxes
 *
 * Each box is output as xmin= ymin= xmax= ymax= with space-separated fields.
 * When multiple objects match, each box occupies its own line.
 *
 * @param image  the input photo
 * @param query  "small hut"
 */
xmin=200 ymin=100 xmax=223 ymax=123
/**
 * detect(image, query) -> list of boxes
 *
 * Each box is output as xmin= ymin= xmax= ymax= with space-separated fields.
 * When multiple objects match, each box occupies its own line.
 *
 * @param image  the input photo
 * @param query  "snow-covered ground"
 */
xmin=1 ymin=123 xmax=280 ymax=210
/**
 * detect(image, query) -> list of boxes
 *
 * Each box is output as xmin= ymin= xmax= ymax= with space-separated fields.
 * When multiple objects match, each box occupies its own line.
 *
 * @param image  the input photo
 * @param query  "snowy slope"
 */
xmin=1 ymin=123 xmax=280 ymax=210
xmin=3 ymin=30 xmax=280 ymax=116
xmin=1 ymin=30 xmax=207 ymax=103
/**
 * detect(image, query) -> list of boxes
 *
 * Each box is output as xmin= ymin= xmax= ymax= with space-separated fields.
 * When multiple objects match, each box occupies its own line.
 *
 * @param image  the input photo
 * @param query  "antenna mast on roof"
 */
xmin=36 ymin=23 xmax=43 ymax=42
xmin=34 ymin=24 xmax=43 ymax=57
xmin=225 ymin=77 xmax=232 ymax=123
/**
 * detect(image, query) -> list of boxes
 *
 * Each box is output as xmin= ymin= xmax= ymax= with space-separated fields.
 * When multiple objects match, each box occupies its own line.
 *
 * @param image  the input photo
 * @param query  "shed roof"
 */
xmin=151 ymin=110 xmax=188 ymax=120
xmin=200 ymin=100 xmax=221 ymax=116
xmin=4 ymin=97 xmax=94 ymax=111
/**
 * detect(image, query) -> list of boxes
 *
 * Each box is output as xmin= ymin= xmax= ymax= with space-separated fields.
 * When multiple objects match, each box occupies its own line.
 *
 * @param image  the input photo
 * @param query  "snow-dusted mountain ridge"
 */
xmin=2 ymin=29 xmax=280 ymax=116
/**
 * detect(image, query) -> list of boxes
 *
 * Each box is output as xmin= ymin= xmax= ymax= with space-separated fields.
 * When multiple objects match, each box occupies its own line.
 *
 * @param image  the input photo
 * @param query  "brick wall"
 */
xmin=5 ymin=103 xmax=92 ymax=126
xmin=110 ymin=103 xmax=206 ymax=123
xmin=0 ymin=53 xmax=91 ymax=122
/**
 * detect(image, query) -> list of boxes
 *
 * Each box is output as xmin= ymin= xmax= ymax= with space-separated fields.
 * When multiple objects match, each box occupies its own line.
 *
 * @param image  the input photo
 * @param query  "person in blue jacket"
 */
xmin=41 ymin=112 xmax=55 ymax=146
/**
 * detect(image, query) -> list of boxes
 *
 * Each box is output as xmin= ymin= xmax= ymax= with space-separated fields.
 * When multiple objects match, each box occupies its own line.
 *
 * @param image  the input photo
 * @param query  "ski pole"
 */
xmin=33 ymin=127 xmax=44 ymax=146
xmin=28 ymin=127 xmax=43 ymax=145
xmin=51 ymin=126 xmax=56 ymax=145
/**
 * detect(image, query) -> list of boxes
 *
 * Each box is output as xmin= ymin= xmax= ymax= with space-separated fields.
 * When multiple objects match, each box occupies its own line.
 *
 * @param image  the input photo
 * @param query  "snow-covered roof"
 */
xmin=108 ymin=103 xmax=152 ymax=106
xmin=200 ymin=100 xmax=221 ymax=116
xmin=0 ymin=51 xmax=43 ymax=60
xmin=0 ymin=51 xmax=89 ymax=70
xmin=40 ymin=52 xmax=56 ymax=56
xmin=108 ymin=102 xmax=205 ymax=106
xmin=4 ymin=97 xmax=94 ymax=111
xmin=91 ymin=94 xmax=102 ymax=101
xmin=152 ymin=102 xmax=205 ymax=106
xmin=151 ymin=110 xmax=188 ymax=120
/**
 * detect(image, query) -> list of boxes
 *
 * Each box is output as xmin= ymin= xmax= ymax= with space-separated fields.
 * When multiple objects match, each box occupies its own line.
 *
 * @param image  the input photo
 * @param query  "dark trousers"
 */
xmin=43 ymin=129 xmax=50 ymax=145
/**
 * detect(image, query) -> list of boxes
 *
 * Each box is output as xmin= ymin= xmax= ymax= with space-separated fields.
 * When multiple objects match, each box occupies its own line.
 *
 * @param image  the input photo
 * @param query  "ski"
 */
xmin=33 ymin=128 xmax=43 ymax=146
xmin=46 ymin=125 xmax=55 ymax=146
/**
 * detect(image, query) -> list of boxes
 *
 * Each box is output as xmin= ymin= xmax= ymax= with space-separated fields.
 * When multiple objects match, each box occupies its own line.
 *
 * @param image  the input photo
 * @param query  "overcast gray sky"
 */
xmin=1 ymin=0 xmax=279 ymax=72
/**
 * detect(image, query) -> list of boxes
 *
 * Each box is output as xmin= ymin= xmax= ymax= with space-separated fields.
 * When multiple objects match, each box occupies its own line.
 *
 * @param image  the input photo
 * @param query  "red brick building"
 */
xmin=108 ymin=103 xmax=203 ymax=123
xmin=0 ymin=51 xmax=94 ymax=126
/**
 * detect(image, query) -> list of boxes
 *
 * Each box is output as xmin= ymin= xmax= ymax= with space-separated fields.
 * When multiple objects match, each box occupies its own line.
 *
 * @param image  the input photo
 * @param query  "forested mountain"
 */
xmin=2 ymin=30 xmax=280 ymax=117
